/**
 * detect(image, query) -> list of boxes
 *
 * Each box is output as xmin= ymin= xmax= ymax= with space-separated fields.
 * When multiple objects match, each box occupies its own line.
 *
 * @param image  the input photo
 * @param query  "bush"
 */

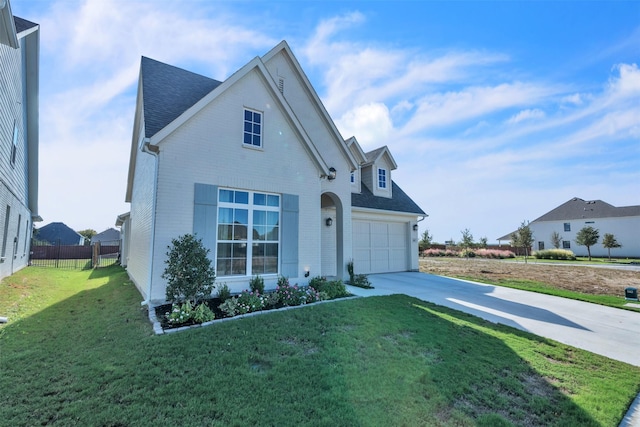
xmin=351 ymin=274 xmax=372 ymax=289
xmin=274 ymin=282 xmax=308 ymax=306
xmin=192 ymin=302 xmax=215 ymax=323
xmin=162 ymin=234 xmax=216 ymax=304
xmin=249 ymin=275 xmax=264 ymax=294
xmin=475 ymin=249 xmax=516 ymax=259
xmin=311 ymin=277 xmax=349 ymax=299
xmin=534 ymin=249 xmax=576 ymax=260
xmin=216 ymin=283 xmax=231 ymax=302
xmin=460 ymin=249 xmax=476 ymax=258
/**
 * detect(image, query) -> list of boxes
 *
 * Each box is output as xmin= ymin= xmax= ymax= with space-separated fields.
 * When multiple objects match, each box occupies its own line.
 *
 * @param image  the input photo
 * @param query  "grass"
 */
xmin=1 ymin=266 xmax=640 ymax=426
xmin=506 ymin=256 xmax=640 ymax=265
xmin=455 ymin=276 xmax=638 ymax=311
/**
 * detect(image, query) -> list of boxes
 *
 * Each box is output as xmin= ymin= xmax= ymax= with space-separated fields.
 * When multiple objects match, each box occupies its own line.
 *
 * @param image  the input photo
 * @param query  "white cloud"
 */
xmin=506 ymin=108 xmax=546 ymax=125
xmin=336 ymin=103 xmax=393 ymax=149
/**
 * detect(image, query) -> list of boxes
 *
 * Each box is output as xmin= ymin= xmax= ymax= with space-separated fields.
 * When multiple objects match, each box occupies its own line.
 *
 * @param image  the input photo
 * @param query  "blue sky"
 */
xmin=10 ymin=0 xmax=640 ymax=243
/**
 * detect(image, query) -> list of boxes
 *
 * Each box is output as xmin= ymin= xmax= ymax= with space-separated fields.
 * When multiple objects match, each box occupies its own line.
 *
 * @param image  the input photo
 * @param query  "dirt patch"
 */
xmin=419 ymin=258 xmax=639 ymax=297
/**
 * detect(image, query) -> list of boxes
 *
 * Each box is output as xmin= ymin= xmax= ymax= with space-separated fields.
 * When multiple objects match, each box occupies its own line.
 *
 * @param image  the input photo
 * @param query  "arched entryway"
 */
xmin=320 ymin=192 xmax=343 ymax=278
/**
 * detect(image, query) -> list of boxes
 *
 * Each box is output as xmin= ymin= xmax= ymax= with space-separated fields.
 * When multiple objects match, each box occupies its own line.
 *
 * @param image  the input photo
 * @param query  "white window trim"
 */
xmin=243 ymin=108 xmax=263 ymax=149
xmin=216 ymin=188 xmax=280 ymax=278
xmin=377 ymin=168 xmax=388 ymax=189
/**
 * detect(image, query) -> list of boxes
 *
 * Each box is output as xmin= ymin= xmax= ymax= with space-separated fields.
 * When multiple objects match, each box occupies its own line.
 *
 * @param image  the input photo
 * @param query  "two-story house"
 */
xmin=120 ymin=41 xmax=426 ymax=305
xmin=0 ymin=0 xmax=40 ymax=279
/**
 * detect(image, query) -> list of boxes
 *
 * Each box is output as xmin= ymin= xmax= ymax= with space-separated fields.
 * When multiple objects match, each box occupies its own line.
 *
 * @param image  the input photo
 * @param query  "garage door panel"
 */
xmin=353 ymin=220 xmax=408 ymax=274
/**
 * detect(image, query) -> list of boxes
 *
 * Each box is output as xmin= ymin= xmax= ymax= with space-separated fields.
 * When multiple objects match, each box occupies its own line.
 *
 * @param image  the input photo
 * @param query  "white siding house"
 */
xmin=529 ymin=197 xmax=640 ymax=258
xmin=0 ymin=1 xmax=40 ymax=280
xmin=120 ymin=41 xmax=426 ymax=305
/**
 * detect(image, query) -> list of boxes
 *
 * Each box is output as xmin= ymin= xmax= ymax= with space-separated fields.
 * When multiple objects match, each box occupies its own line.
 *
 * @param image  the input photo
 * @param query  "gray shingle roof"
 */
xmin=364 ymin=147 xmax=386 ymax=164
xmin=14 ymin=16 xmax=38 ymax=33
xmin=141 ymin=57 xmax=222 ymax=138
xmin=36 ymin=222 xmax=83 ymax=245
xmin=352 ymin=181 xmax=426 ymax=215
xmin=532 ymin=197 xmax=640 ymax=222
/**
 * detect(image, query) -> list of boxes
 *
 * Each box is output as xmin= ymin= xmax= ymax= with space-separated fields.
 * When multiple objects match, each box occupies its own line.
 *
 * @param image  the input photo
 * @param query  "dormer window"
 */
xmin=377 ymin=168 xmax=387 ymax=189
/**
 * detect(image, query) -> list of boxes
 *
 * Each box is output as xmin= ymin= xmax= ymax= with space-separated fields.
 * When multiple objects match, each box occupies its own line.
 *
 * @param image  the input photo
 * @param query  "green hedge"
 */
xmin=533 ymin=249 xmax=576 ymax=260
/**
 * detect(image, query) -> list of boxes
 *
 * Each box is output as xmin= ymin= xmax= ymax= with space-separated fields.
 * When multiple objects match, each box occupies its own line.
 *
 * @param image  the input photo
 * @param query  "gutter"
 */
xmin=140 ymin=140 xmax=159 ymax=307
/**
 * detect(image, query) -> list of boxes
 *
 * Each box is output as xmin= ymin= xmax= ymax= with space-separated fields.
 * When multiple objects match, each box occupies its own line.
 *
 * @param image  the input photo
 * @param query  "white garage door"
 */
xmin=353 ymin=220 xmax=408 ymax=274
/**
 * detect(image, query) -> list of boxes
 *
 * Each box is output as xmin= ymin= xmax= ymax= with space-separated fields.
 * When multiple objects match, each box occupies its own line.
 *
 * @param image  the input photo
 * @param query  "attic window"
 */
xmin=377 ymin=168 xmax=387 ymax=189
xmin=243 ymin=109 xmax=262 ymax=147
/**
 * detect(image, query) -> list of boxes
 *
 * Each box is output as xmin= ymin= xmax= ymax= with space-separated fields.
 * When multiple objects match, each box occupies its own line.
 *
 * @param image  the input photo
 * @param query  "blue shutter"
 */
xmin=281 ymin=194 xmax=299 ymax=278
xmin=193 ymin=184 xmax=218 ymax=258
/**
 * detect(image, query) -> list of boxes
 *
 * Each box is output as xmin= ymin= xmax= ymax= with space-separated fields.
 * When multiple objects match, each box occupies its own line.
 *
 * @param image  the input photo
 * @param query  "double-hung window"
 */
xmin=377 ymin=168 xmax=387 ymax=189
xmin=217 ymin=189 xmax=280 ymax=276
xmin=243 ymin=109 xmax=262 ymax=147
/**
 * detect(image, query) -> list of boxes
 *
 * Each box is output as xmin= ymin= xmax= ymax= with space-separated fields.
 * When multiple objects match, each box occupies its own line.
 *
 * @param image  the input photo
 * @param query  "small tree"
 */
xmin=511 ymin=221 xmax=534 ymax=262
xmin=479 ymin=237 xmax=488 ymax=249
xmin=601 ymin=233 xmax=621 ymax=261
xmin=550 ymin=231 xmax=562 ymax=249
xmin=575 ymin=226 xmax=600 ymax=261
xmin=162 ymin=234 xmax=216 ymax=304
xmin=460 ymin=228 xmax=474 ymax=258
xmin=419 ymin=229 xmax=433 ymax=251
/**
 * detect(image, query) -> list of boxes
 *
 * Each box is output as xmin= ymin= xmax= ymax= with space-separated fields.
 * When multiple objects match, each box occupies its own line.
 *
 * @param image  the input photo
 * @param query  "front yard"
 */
xmin=1 ymin=265 xmax=639 ymax=425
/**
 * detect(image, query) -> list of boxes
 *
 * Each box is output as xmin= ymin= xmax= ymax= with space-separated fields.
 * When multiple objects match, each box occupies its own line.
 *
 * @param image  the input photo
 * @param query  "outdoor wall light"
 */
xmin=304 ymin=269 xmax=310 ymax=278
xmin=326 ymin=218 xmax=333 ymax=227
xmin=413 ymin=224 xmax=419 ymax=231
xmin=327 ymin=167 xmax=337 ymax=180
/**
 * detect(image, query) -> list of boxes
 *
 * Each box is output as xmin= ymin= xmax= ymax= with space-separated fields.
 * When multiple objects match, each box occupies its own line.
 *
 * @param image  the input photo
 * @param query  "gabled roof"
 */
xmin=140 ymin=57 xmax=222 ymax=138
xmin=352 ymin=181 xmax=426 ymax=216
xmin=91 ymin=228 xmax=120 ymax=243
xmin=345 ymin=136 xmax=367 ymax=165
xmin=532 ymin=197 xmax=640 ymax=222
xmin=0 ymin=0 xmax=18 ymax=48
xmin=36 ymin=222 xmax=84 ymax=246
xmin=14 ymin=16 xmax=38 ymax=34
xmin=364 ymin=146 xmax=398 ymax=170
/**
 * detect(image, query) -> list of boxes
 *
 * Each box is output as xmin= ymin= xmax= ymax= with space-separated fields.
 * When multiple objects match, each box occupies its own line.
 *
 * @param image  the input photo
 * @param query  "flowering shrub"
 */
xmin=236 ymin=290 xmax=264 ymax=314
xmin=474 ymin=249 xmax=516 ymax=259
xmin=249 ymin=275 xmax=265 ymax=294
xmin=422 ymin=249 xmax=459 ymax=257
xmin=166 ymin=301 xmax=194 ymax=324
xmin=275 ymin=282 xmax=308 ymax=306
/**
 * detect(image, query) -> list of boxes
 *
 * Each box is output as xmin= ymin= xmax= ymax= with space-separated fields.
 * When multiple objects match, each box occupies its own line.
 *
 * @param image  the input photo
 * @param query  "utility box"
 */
xmin=625 ymin=287 xmax=638 ymax=301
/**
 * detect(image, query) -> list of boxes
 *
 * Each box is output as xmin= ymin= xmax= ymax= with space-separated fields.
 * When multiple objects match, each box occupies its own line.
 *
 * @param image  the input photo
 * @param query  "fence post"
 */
xmin=92 ymin=242 xmax=100 ymax=268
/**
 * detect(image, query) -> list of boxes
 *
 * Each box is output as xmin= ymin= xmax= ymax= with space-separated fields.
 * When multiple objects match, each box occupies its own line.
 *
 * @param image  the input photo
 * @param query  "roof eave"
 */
xmin=0 ymin=0 xmax=19 ymax=48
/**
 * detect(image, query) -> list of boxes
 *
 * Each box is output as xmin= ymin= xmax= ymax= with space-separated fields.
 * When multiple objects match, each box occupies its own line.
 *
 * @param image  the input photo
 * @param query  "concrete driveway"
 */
xmin=346 ymin=271 xmax=640 ymax=367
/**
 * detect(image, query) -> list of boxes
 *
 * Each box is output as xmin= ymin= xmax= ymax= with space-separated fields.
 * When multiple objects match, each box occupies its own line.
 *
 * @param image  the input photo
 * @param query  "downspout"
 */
xmin=141 ymin=140 xmax=159 ymax=307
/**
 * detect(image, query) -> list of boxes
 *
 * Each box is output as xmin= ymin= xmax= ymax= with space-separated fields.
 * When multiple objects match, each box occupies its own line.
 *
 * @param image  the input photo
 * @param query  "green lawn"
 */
xmin=1 ymin=266 xmax=639 ymax=426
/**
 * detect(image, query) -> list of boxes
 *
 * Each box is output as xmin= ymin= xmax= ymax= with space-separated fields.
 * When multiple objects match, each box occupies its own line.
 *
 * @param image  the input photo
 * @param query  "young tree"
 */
xmin=510 ymin=221 xmax=534 ymax=262
xmin=479 ymin=237 xmax=488 ymax=249
xmin=550 ymin=231 xmax=562 ymax=249
xmin=460 ymin=228 xmax=474 ymax=257
xmin=419 ymin=229 xmax=433 ymax=251
xmin=602 ymin=233 xmax=622 ymax=261
xmin=575 ymin=226 xmax=600 ymax=261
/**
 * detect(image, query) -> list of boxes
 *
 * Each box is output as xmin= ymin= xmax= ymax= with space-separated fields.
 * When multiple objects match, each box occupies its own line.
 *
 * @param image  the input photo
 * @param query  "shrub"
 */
xmin=166 ymin=301 xmax=194 ymax=325
xmin=533 ymin=249 xmax=576 ymax=260
xmin=475 ymin=249 xmax=516 ymax=259
xmin=312 ymin=279 xmax=349 ymax=299
xmin=236 ymin=290 xmax=264 ymax=313
xmin=192 ymin=302 xmax=215 ymax=323
xmin=249 ymin=275 xmax=265 ymax=294
xmin=277 ymin=275 xmax=289 ymax=288
xmin=275 ymin=282 xmax=308 ymax=306
xmin=351 ymin=274 xmax=372 ymax=288
xmin=219 ymin=298 xmax=239 ymax=317
xmin=216 ymin=283 xmax=231 ymax=302
xmin=460 ymin=249 xmax=476 ymax=258
xmin=162 ymin=234 xmax=216 ymax=304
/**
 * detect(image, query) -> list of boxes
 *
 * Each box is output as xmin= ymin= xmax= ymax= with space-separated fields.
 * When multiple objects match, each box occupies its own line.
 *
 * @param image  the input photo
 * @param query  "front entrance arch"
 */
xmin=320 ymin=192 xmax=343 ymax=278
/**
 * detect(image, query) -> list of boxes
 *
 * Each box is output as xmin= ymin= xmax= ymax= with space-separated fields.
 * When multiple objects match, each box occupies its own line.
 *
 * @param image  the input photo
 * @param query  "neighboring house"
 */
xmin=0 ymin=0 xmax=40 ymax=279
xmin=90 ymin=228 xmax=120 ymax=244
xmin=119 ymin=41 xmax=426 ymax=305
xmin=500 ymin=197 xmax=640 ymax=258
xmin=36 ymin=222 xmax=85 ymax=246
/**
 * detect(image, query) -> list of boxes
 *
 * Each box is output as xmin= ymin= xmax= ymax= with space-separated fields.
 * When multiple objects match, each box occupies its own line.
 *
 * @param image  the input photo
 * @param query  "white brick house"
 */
xmin=0 ymin=0 xmax=40 ymax=280
xmin=120 ymin=41 xmax=426 ymax=305
xmin=529 ymin=197 xmax=640 ymax=258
